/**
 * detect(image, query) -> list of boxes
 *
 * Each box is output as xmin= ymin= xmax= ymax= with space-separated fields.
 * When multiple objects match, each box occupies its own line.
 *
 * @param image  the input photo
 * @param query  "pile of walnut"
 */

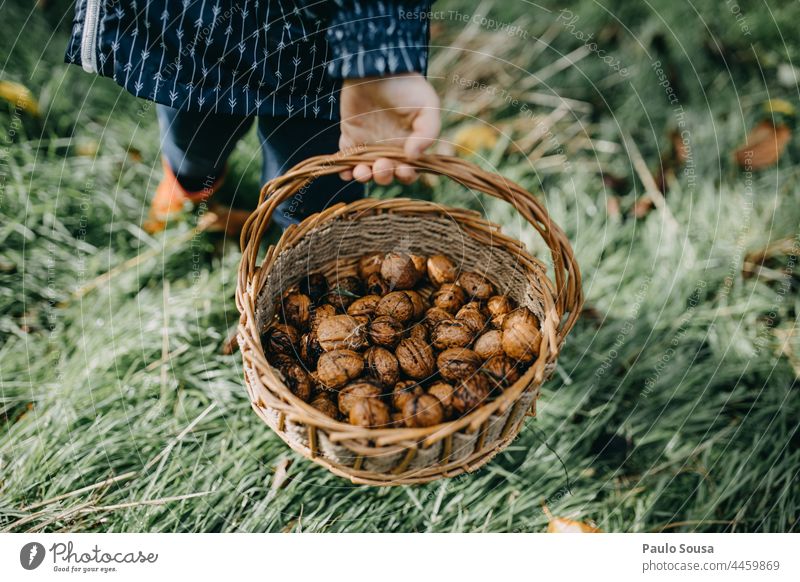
xmin=261 ymin=252 xmax=542 ymax=429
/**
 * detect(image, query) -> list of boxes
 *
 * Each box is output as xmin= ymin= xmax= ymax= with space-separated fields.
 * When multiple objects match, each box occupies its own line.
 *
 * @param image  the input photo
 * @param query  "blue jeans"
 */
xmin=156 ymin=105 xmax=364 ymax=229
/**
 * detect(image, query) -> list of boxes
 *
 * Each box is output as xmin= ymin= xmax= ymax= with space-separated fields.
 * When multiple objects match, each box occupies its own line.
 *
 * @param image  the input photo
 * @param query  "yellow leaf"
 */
xmin=763 ymin=99 xmax=795 ymax=118
xmin=547 ymin=517 xmax=602 ymax=533
xmin=0 ymin=80 xmax=40 ymax=116
xmin=453 ymin=123 xmax=498 ymax=156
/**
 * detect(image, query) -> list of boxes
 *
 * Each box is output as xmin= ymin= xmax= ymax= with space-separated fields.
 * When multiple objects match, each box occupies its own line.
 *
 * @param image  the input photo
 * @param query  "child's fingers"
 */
xmin=372 ymin=158 xmax=395 ymax=186
xmin=395 ymin=164 xmax=418 ymax=184
xmin=404 ymin=107 xmax=441 ymax=158
xmin=339 ymin=169 xmax=354 ymax=181
xmin=352 ymin=163 xmax=372 ymax=183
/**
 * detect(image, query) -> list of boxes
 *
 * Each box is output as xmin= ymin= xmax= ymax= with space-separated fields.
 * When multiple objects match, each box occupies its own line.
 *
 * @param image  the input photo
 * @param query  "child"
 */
xmin=66 ymin=1 xmax=440 ymax=232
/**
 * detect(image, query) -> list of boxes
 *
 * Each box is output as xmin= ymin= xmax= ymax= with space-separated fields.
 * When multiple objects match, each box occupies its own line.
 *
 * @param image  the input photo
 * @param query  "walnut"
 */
xmin=457 ymin=272 xmax=495 ymax=301
xmin=430 ymin=319 xmax=474 ymax=350
xmin=403 ymin=290 xmax=427 ymax=320
xmin=279 ymin=362 xmax=312 ymax=402
xmin=381 ymin=252 xmax=421 ymax=290
xmin=437 ymin=347 xmax=481 ymax=382
xmin=375 ymin=291 xmax=415 ymax=323
xmin=452 ymin=374 xmax=491 ymax=414
xmin=368 ymin=315 xmax=403 ymax=348
xmin=392 ymin=380 xmax=425 ymax=411
xmin=310 ymin=304 xmax=337 ymax=331
xmin=262 ymin=323 xmax=300 ymax=357
xmin=473 ymin=330 xmax=503 ymax=360
xmin=481 ymin=355 xmax=521 ymax=388
xmin=456 ymin=302 xmax=488 ymax=334
xmin=280 ymin=292 xmax=312 ymax=331
xmin=338 ymin=381 xmax=383 ymax=415
xmin=316 ymin=349 xmax=364 ymax=389
xmin=432 ymin=283 xmax=466 ymax=314
xmin=349 ymin=398 xmax=391 ymax=427
xmin=316 ymin=314 xmax=368 ymax=351
xmin=366 ymin=273 xmax=390 ymax=296
xmin=501 ymin=308 xmax=542 ymax=363
xmin=406 ymin=323 xmax=428 ymax=342
xmin=403 ymin=394 xmax=444 ymax=428
xmin=326 ymin=275 xmax=362 ymax=311
xmin=300 ymin=332 xmax=324 ymax=368
xmin=299 ymin=273 xmax=328 ymax=305
xmin=391 ymin=411 xmax=407 ymax=428
xmin=310 ymin=392 xmax=338 ymax=419
xmin=424 ymin=307 xmax=454 ymax=330
xmin=365 ymin=346 xmax=400 ymax=388
xmin=395 ymin=337 xmax=436 ymax=380
xmin=268 ymin=352 xmax=296 ymax=369
xmin=426 ymin=254 xmax=457 ymax=286
xmin=410 ymin=254 xmax=427 ymax=279
xmin=347 ymin=294 xmax=381 ymax=319
xmin=427 ymin=381 xmax=455 ymax=419
xmin=358 ymin=252 xmax=384 ymax=281
xmin=487 ymin=295 xmax=515 ymax=328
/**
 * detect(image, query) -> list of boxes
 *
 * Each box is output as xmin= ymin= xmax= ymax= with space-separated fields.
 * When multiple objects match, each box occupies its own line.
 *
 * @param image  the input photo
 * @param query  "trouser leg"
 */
xmin=257 ymin=116 xmax=364 ymax=229
xmin=157 ymin=104 xmax=255 ymax=191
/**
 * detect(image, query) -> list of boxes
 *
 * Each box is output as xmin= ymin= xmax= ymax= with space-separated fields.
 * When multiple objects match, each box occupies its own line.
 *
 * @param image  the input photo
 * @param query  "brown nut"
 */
xmin=280 ymin=362 xmax=313 ymax=402
xmin=347 ymin=294 xmax=382 ymax=319
xmin=368 ymin=315 xmax=403 ymax=348
xmin=280 ymin=292 xmax=312 ymax=331
xmin=452 ymin=374 xmax=491 ymax=414
xmin=501 ymin=308 xmax=542 ymax=363
xmin=410 ymin=254 xmax=427 ymax=279
xmin=431 ymin=320 xmax=474 ymax=350
xmin=428 ymin=381 xmax=456 ymax=419
xmin=381 ymin=252 xmax=421 ymax=290
xmin=473 ymin=329 xmax=504 ymax=360
xmin=268 ymin=352 xmax=296 ymax=369
xmin=437 ymin=347 xmax=481 ymax=382
xmin=395 ymin=337 xmax=436 ymax=380
xmin=432 ymin=283 xmax=466 ymax=314
xmin=366 ymin=273 xmax=390 ymax=296
xmin=426 ymin=254 xmax=458 ymax=286
xmin=300 ymin=332 xmax=324 ymax=368
xmin=392 ymin=380 xmax=425 ymax=411
xmin=310 ymin=392 xmax=339 ymax=419
xmin=358 ymin=252 xmax=384 ymax=281
xmin=262 ymin=323 xmax=300 ymax=357
xmin=457 ymin=272 xmax=495 ymax=301
xmin=316 ymin=349 xmax=364 ymax=389
xmin=406 ymin=323 xmax=428 ymax=342
xmin=338 ymin=381 xmax=383 ymax=415
xmin=403 ymin=290 xmax=427 ymax=320
xmin=310 ymin=304 xmax=337 ymax=331
xmin=365 ymin=346 xmax=400 ymax=388
xmin=424 ymin=307 xmax=455 ymax=330
xmin=299 ymin=273 xmax=328 ymax=305
xmin=391 ymin=411 xmax=407 ymax=428
xmin=326 ymin=275 xmax=363 ymax=311
xmin=402 ymin=394 xmax=444 ymax=428
xmin=316 ymin=314 xmax=368 ymax=351
xmin=481 ymin=355 xmax=521 ymax=388
xmin=375 ymin=291 xmax=415 ymax=323
xmin=487 ymin=295 xmax=515 ymax=328
xmin=349 ymin=398 xmax=391 ymax=427
xmin=456 ymin=303 xmax=488 ymax=334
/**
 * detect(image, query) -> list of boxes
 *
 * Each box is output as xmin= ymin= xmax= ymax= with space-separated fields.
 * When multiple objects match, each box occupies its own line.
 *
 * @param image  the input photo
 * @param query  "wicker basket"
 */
xmin=236 ymin=146 xmax=582 ymax=485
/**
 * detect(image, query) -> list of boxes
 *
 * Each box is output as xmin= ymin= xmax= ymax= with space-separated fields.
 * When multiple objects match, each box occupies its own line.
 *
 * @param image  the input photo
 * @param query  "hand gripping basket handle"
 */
xmin=239 ymin=145 xmax=583 ymax=340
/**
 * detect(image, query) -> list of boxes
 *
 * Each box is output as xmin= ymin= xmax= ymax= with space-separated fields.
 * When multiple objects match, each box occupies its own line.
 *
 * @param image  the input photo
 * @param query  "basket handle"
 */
xmin=239 ymin=145 xmax=583 ymax=339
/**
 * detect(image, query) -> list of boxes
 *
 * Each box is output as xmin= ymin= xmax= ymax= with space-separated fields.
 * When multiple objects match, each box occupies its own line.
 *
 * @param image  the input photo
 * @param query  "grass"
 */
xmin=1 ymin=0 xmax=798 ymax=532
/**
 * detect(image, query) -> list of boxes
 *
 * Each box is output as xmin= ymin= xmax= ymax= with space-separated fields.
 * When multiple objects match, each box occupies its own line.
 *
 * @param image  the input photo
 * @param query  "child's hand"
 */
xmin=339 ymin=73 xmax=440 ymax=185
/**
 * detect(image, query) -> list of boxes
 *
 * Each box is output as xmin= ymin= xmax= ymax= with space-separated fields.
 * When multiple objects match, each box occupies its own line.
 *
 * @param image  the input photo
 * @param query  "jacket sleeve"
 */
xmin=326 ymin=1 xmax=432 ymax=79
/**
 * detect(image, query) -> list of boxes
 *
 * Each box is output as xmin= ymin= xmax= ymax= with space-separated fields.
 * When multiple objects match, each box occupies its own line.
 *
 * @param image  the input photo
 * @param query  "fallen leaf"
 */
xmin=0 ymin=80 xmax=40 ymax=116
xmin=734 ymin=121 xmax=791 ymax=170
xmin=270 ymin=458 xmax=293 ymax=493
xmin=543 ymin=503 xmax=602 ymax=533
xmin=453 ymin=123 xmax=498 ymax=156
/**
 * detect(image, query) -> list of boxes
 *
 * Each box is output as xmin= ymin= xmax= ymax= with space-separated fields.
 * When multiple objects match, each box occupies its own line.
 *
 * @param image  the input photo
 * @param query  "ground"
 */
xmin=1 ymin=0 xmax=798 ymax=532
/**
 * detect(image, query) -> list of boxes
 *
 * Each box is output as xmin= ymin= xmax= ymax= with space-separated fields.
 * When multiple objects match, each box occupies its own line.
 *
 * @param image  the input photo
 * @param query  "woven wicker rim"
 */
xmin=236 ymin=146 xmax=583 ymax=447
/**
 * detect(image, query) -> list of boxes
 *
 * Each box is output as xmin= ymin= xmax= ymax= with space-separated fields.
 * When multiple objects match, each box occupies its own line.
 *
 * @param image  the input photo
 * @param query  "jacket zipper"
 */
xmin=80 ymin=0 xmax=101 ymax=73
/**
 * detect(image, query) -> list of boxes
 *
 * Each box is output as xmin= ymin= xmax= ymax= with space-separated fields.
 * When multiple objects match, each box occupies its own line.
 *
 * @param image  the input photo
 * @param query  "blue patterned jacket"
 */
xmin=65 ymin=1 xmax=432 ymax=119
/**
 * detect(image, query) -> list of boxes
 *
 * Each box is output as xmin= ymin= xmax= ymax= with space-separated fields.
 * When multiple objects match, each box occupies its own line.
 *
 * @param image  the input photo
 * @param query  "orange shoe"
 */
xmin=143 ymin=159 xmax=225 ymax=233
